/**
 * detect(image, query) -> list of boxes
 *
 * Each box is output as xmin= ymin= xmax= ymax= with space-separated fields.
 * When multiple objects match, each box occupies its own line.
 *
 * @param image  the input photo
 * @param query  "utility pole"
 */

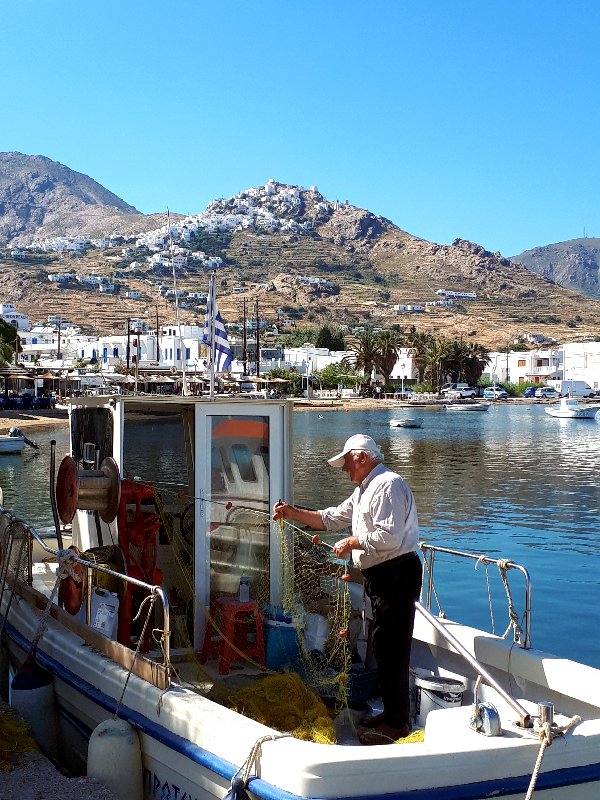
xmin=242 ymin=300 xmax=248 ymax=377
xmin=126 ymin=318 xmax=131 ymax=371
xmin=56 ymin=316 xmax=62 ymax=361
xmin=155 ymin=305 xmax=160 ymax=364
xmin=255 ymin=299 xmax=260 ymax=378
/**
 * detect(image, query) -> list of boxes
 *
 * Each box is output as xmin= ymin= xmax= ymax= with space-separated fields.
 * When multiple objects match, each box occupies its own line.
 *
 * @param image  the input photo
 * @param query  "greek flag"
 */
xmin=202 ymin=294 xmax=233 ymax=373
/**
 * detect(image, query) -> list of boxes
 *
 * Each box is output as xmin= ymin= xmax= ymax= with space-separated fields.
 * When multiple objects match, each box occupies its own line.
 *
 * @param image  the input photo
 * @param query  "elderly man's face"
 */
xmin=342 ymin=450 xmax=373 ymax=483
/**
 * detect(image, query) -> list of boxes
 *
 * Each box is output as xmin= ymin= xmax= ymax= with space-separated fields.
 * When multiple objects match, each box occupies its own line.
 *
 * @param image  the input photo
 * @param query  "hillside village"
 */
xmin=2 ymin=172 xmax=600 ymax=355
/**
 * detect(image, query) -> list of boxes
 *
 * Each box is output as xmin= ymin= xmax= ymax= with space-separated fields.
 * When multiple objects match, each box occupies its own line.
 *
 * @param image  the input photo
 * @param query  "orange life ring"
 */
xmin=58 ymin=545 xmax=84 ymax=615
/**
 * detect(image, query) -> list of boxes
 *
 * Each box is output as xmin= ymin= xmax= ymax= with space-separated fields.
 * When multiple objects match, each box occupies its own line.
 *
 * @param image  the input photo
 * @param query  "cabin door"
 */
xmin=194 ymin=403 xmax=292 ymax=648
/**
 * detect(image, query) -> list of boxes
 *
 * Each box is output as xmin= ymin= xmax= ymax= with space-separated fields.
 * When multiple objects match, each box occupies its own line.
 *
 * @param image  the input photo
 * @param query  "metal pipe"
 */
xmin=416 ymin=601 xmax=531 ymax=728
xmin=49 ymin=440 xmax=64 ymax=549
xmin=419 ymin=543 xmax=531 ymax=649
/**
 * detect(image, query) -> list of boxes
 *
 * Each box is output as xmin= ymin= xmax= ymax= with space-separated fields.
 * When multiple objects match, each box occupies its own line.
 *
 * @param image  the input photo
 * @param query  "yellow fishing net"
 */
xmin=0 ymin=708 xmax=37 ymax=771
xmin=152 ymin=490 xmax=366 ymax=743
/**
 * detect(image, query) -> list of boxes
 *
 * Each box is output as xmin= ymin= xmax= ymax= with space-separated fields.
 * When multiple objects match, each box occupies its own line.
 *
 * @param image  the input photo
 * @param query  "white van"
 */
xmin=548 ymin=380 xmax=596 ymax=398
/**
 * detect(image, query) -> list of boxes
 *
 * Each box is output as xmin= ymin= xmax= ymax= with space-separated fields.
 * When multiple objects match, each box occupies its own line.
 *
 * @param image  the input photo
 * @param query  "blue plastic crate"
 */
xmin=262 ymin=607 xmax=300 ymax=669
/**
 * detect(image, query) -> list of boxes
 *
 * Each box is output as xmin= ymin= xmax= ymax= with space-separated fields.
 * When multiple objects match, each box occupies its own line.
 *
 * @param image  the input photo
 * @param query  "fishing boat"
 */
xmin=0 ymin=426 xmax=38 ymax=454
xmin=1 ymin=393 xmax=600 ymax=800
xmin=389 ymin=418 xmax=422 ymax=428
xmin=444 ymin=402 xmax=490 ymax=412
xmin=545 ymin=395 xmax=600 ymax=419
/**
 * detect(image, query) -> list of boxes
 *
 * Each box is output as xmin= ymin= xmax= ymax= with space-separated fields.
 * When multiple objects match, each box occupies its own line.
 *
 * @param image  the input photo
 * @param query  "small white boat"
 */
xmin=389 ymin=418 xmax=422 ymax=428
xmin=444 ymin=402 xmax=490 ymax=412
xmin=0 ymin=426 xmax=38 ymax=454
xmin=0 ymin=434 xmax=25 ymax=454
xmin=545 ymin=396 xmax=600 ymax=419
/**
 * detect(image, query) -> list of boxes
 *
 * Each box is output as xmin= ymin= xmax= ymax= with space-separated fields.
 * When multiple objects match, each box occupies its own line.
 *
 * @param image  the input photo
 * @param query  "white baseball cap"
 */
xmin=327 ymin=434 xmax=384 ymax=468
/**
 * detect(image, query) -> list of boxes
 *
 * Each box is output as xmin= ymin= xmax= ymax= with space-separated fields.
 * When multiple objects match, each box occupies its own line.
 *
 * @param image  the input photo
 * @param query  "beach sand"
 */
xmin=0 ymin=409 xmax=69 ymax=435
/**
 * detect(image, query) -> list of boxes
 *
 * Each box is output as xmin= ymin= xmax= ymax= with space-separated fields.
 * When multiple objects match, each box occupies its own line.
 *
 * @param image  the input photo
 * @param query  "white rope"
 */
xmin=496 ymin=559 xmax=523 ymax=642
xmin=113 ymin=592 xmax=157 ymax=720
xmin=29 ymin=548 xmax=81 ymax=653
xmin=232 ymin=734 xmax=289 ymax=789
xmin=524 ymin=715 xmax=581 ymax=799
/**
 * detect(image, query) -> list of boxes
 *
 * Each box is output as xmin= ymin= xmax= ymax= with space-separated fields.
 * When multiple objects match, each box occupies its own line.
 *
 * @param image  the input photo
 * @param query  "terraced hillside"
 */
xmin=1 ymin=164 xmax=599 ymax=348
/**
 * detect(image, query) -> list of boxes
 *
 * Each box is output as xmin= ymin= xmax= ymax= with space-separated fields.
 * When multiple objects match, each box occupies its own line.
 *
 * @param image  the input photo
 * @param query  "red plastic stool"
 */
xmin=200 ymin=598 xmax=265 ymax=675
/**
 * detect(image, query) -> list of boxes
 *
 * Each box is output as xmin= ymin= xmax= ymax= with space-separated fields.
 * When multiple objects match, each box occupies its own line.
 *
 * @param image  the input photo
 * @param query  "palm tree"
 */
xmin=406 ymin=330 xmax=435 ymax=384
xmin=348 ymin=330 xmax=380 ymax=377
xmin=464 ymin=342 xmax=490 ymax=385
xmin=375 ymin=329 xmax=403 ymax=382
xmin=423 ymin=338 xmax=451 ymax=391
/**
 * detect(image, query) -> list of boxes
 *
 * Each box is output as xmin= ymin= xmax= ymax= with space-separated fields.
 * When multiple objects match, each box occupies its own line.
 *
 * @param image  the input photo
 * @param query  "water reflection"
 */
xmin=293 ymin=405 xmax=600 ymax=666
xmin=2 ymin=406 xmax=599 ymax=667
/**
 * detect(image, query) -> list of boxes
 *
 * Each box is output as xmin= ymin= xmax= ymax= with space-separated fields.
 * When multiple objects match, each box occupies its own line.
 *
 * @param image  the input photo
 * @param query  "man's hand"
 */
xmin=333 ymin=536 xmax=359 ymax=559
xmin=273 ymin=500 xmax=291 ymax=521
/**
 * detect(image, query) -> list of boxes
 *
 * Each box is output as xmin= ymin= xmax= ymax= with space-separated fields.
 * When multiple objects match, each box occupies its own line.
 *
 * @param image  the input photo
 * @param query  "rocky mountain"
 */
xmin=511 ymin=239 xmax=600 ymax=300
xmin=0 ymin=156 xmax=599 ymax=349
xmin=0 ymin=152 xmax=169 ymax=245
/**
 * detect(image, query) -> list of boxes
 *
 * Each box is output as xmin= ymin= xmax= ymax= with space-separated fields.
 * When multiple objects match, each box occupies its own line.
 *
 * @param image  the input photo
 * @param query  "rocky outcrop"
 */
xmin=0 ymin=152 xmax=146 ymax=245
xmin=511 ymin=238 xmax=600 ymax=299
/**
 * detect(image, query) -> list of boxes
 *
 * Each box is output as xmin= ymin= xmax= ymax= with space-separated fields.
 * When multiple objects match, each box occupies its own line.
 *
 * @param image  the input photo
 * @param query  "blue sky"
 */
xmin=3 ymin=0 xmax=600 ymax=256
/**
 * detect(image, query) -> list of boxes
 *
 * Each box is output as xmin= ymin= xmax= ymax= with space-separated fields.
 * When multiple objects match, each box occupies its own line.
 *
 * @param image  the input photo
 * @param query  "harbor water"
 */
xmin=1 ymin=403 xmax=598 ymax=668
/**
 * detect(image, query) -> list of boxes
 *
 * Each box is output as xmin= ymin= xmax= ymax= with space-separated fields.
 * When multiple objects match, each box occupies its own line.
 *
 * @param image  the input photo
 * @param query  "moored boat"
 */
xmin=389 ymin=418 xmax=422 ymax=428
xmin=0 ymin=426 xmax=38 ymax=454
xmin=444 ymin=402 xmax=490 ymax=412
xmin=545 ymin=396 xmax=600 ymax=419
xmin=0 ymin=393 xmax=599 ymax=800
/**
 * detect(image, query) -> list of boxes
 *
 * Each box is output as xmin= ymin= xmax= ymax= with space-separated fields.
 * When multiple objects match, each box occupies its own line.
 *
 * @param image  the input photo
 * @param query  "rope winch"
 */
xmin=56 ymin=454 xmax=121 ymax=523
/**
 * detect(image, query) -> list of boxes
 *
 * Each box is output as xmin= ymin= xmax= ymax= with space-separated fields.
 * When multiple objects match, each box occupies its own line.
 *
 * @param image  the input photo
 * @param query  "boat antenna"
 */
xmin=168 ymin=208 xmax=189 ymax=396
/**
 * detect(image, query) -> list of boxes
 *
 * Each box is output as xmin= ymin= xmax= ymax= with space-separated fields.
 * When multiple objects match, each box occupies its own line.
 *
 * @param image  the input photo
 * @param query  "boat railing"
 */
xmin=0 ymin=509 xmax=171 ymax=678
xmin=418 ymin=542 xmax=531 ymax=649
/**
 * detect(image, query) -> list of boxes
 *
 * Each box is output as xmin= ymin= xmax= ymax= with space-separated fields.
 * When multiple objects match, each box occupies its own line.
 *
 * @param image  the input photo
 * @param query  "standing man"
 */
xmin=273 ymin=434 xmax=421 ymax=745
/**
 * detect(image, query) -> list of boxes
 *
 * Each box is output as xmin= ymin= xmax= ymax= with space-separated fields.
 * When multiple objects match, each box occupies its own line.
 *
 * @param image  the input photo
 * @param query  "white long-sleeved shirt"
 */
xmin=319 ymin=463 xmax=419 ymax=570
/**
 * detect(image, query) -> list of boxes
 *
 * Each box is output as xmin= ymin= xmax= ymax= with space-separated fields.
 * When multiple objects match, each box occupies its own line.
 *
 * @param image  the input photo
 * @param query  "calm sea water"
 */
xmin=1 ymin=404 xmax=599 ymax=668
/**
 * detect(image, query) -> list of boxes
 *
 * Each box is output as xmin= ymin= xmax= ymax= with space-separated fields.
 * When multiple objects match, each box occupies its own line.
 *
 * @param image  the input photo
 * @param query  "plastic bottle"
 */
xmin=239 ymin=576 xmax=250 ymax=603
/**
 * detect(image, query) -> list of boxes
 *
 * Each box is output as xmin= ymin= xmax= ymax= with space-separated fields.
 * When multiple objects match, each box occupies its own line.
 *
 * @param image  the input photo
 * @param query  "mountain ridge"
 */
xmin=0 ymin=153 xmax=599 ymax=349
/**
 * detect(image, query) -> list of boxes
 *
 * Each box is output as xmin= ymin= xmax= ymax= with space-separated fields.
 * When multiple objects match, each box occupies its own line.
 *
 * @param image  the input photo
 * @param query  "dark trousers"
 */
xmin=362 ymin=553 xmax=422 ymax=728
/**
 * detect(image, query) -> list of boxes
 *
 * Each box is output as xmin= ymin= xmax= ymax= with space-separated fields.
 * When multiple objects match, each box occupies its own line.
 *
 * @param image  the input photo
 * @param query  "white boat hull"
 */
xmin=444 ymin=403 xmax=490 ymax=412
xmin=0 ymin=435 xmax=25 ymax=454
xmin=3 ymin=587 xmax=600 ymax=800
xmin=545 ymin=400 xmax=600 ymax=419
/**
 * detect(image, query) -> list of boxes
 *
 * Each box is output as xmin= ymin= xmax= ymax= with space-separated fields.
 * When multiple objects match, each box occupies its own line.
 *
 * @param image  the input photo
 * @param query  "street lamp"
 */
xmin=401 ymin=362 xmax=406 ymax=396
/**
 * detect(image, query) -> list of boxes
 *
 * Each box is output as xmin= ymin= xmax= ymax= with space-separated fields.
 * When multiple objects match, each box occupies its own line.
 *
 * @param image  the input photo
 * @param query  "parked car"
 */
xmin=535 ymin=387 xmax=561 ymax=399
xmin=440 ymin=383 xmax=477 ymax=399
xmin=523 ymin=387 xmax=537 ymax=398
xmin=483 ymin=386 xmax=508 ymax=400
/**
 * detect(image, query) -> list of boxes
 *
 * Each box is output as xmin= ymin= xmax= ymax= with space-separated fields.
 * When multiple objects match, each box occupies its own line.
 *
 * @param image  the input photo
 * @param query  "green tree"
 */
xmin=0 ymin=319 xmax=18 ymax=364
xmin=315 ymin=324 xmax=345 ymax=351
xmin=316 ymin=358 xmax=364 ymax=389
xmin=348 ymin=330 xmax=379 ymax=377
xmin=375 ymin=329 xmax=403 ymax=382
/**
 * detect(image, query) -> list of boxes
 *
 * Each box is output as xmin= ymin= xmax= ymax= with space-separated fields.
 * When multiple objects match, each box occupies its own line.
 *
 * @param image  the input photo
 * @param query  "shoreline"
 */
xmin=0 ymin=397 xmax=546 ymax=432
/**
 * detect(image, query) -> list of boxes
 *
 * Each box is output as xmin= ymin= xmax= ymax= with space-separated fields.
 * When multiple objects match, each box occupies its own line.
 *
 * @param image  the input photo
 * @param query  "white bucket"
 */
xmin=415 ymin=675 xmax=465 ymax=727
xmin=304 ymin=612 xmax=329 ymax=654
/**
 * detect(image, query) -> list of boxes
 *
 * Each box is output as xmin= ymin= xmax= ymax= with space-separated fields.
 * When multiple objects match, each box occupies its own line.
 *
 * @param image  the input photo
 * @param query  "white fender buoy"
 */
xmin=88 ymin=718 xmax=143 ymax=800
xmin=10 ymin=660 xmax=61 ymax=760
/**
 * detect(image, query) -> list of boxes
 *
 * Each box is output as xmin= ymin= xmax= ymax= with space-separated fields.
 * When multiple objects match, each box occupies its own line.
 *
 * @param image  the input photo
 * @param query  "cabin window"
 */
xmin=231 ymin=444 xmax=257 ymax=482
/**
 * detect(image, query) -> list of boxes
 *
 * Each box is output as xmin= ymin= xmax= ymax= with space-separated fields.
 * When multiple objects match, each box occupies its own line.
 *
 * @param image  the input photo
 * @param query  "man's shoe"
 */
xmin=358 ymin=711 xmax=386 ymax=728
xmin=358 ymin=722 xmax=411 ymax=746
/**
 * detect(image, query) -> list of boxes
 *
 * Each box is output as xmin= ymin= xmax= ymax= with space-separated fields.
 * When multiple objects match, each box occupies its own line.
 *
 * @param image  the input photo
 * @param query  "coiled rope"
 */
xmin=524 ymin=715 xmax=581 ymax=799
